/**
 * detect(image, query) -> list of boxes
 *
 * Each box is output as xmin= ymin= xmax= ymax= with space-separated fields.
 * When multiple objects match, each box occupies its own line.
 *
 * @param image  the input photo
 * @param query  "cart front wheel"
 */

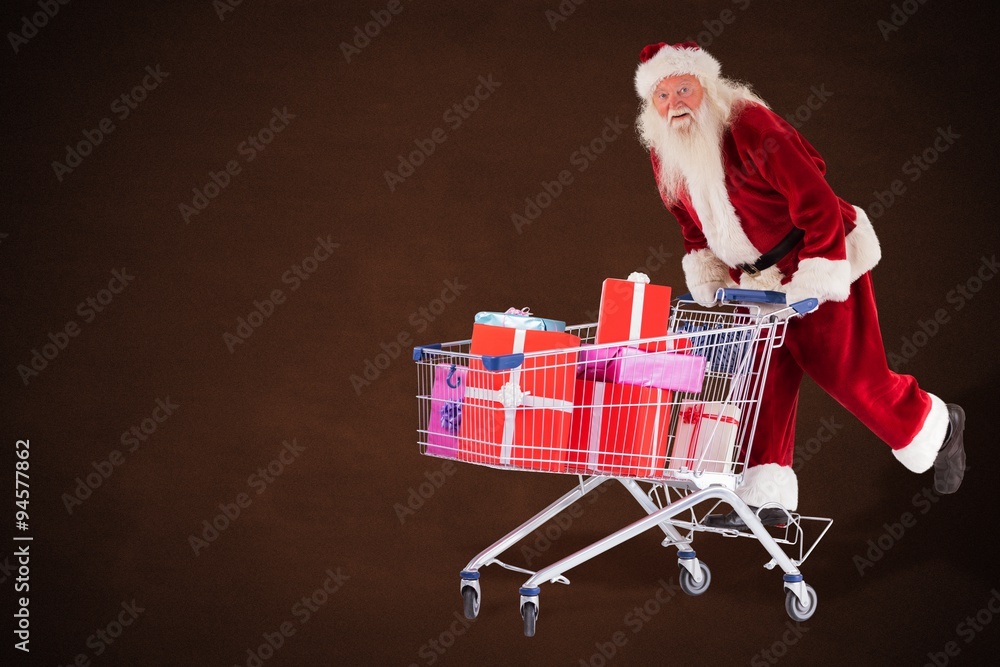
xmin=462 ymin=586 xmax=480 ymax=619
xmin=679 ymin=561 xmax=712 ymax=596
xmin=521 ymin=602 xmax=537 ymax=637
xmin=785 ymin=584 xmax=818 ymax=622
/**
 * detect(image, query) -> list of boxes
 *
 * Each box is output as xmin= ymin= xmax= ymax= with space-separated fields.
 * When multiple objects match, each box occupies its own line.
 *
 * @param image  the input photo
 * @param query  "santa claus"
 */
xmin=634 ymin=41 xmax=966 ymax=530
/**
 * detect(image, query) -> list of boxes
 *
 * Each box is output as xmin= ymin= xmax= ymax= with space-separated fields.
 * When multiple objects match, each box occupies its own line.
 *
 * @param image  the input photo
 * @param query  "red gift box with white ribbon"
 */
xmin=595 ymin=274 xmax=673 ymax=351
xmin=567 ymin=378 xmax=672 ymax=478
xmin=460 ymin=324 xmax=580 ymax=472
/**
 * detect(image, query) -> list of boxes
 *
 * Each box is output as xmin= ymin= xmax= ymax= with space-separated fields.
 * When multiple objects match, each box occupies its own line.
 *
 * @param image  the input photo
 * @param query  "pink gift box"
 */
xmin=425 ymin=363 xmax=467 ymax=459
xmin=578 ymin=345 xmax=706 ymax=394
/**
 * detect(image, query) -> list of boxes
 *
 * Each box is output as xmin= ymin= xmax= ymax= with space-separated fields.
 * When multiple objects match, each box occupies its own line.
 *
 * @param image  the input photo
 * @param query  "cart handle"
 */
xmin=412 ymin=344 xmax=525 ymax=371
xmin=677 ymin=289 xmax=818 ymax=315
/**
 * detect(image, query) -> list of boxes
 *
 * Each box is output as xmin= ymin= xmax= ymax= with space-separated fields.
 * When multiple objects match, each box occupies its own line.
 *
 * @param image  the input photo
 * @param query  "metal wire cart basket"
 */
xmin=413 ymin=289 xmax=833 ymax=636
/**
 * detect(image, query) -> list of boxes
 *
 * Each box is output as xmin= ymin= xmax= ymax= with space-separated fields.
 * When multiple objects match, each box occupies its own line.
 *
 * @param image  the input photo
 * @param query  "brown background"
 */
xmin=4 ymin=0 xmax=1000 ymax=665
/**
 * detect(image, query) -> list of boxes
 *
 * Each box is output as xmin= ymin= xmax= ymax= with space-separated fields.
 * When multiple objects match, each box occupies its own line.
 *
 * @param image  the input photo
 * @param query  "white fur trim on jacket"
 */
xmin=736 ymin=463 xmax=799 ymax=511
xmin=781 ymin=206 xmax=881 ymax=306
xmin=892 ymin=393 xmax=949 ymax=473
xmin=682 ymin=248 xmax=732 ymax=304
xmin=846 ymin=205 xmax=882 ymax=282
xmin=635 ymin=45 xmax=722 ymax=99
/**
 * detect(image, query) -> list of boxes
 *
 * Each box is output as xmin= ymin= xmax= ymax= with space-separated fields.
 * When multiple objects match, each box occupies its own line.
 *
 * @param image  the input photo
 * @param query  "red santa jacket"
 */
xmin=651 ymin=102 xmax=881 ymax=305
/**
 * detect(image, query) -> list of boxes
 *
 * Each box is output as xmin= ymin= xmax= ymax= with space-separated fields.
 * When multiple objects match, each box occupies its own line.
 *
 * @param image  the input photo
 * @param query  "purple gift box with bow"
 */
xmin=577 ymin=344 xmax=707 ymax=394
xmin=425 ymin=363 xmax=468 ymax=458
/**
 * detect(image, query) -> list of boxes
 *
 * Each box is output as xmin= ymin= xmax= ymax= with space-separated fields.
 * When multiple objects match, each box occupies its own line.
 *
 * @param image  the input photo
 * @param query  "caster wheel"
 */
xmin=521 ymin=602 xmax=537 ymax=637
xmin=679 ymin=561 xmax=712 ymax=596
xmin=462 ymin=586 xmax=480 ymax=620
xmin=785 ymin=584 xmax=818 ymax=622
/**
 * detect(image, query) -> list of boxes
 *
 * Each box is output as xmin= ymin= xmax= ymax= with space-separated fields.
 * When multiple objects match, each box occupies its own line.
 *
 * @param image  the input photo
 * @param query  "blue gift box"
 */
xmin=474 ymin=308 xmax=565 ymax=332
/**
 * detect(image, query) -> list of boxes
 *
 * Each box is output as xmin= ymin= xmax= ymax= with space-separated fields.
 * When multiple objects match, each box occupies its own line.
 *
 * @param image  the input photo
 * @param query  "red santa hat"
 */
xmin=634 ymin=41 xmax=722 ymax=100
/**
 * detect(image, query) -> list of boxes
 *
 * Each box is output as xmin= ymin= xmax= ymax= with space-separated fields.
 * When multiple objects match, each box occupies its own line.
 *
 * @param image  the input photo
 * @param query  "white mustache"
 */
xmin=669 ymin=107 xmax=693 ymax=120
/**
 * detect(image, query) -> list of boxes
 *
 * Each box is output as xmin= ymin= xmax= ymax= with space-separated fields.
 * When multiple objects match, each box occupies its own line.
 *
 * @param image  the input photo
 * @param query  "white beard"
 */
xmin=637 ymin=101 xmax=727 ymax=207
xmin=637 ymin=97 xmax=763 ymax=268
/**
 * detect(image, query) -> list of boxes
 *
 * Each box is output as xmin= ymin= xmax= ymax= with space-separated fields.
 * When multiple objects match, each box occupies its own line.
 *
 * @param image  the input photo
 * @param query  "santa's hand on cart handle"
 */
xmin=678 ymin=288 xmax=819 ymax=316
xmin=716 ymin=288 xmax=819 ymax=316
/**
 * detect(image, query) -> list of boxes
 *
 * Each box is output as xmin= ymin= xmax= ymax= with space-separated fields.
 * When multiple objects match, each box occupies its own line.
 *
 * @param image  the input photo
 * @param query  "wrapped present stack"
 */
xmin=422 ymin=273 xmax=743 ymax=478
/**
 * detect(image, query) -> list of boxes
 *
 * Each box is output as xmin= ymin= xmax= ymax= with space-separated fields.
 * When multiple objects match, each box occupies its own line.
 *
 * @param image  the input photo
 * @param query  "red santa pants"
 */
xmin=747 ymin=271 xmax=933 ymax=468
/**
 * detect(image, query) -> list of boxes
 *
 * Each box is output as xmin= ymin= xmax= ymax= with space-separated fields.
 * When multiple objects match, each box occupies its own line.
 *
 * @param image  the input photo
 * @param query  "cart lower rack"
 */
xmin=413 ymin=290 xmax=832 ymax=636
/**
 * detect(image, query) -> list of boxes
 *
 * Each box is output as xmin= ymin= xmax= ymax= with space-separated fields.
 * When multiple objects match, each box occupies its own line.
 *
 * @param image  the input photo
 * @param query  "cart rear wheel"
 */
xmin=785 ymin=584 xmax=818 ymax=622
xmin=462 ymin=586 xmax=480 ymax=620
xmin=679 ymin=561 xmax=712 ymax=596
xmin=521 ymin=602 xmax=537 ymax=637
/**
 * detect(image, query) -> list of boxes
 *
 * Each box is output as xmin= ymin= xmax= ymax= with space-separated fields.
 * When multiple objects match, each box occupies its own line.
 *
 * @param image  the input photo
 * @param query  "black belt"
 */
xmin=737 ymin=228 xmax=804 ymax=276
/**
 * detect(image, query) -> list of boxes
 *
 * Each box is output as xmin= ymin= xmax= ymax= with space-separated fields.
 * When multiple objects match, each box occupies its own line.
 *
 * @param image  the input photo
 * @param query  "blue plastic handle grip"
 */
xmin=790 ymin=298 xmax=820 ymax=315
xmin=718 ymin=288 xmax=787 ymax=304
xmin=482 ymin=353 xmax=525 ymax=371
xmin=412 ymin=343 xmax=442 ymax=361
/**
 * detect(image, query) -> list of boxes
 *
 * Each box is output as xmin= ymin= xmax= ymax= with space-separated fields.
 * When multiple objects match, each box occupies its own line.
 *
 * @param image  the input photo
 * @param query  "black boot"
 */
xmin=934 ymin=404 xmax=966 ymax=494
xmin=703 ymin=506 xmax=789 ymax=531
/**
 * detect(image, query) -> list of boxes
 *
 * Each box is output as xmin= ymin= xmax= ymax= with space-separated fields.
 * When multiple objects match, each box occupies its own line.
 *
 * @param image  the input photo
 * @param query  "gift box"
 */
xmin=595 ymin=274 xmax=672 ymax=349
xmin=424 ymin=363 xmax=468 ymax=459
xmin=567 ymin=378 xmax=672 ymax=477
xmin=460 ymin=324 xmax=581 ymax=471
xmin=668 ymin=401 xmax=742 ymax=474
xmin=474 ymin=307 xmax=565 ymax=332
xmin=577 ymin=345 xmax=706 ymax=394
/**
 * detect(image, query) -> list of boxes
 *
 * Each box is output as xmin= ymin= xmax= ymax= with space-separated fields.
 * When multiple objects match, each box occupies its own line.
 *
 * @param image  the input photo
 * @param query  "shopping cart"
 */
xmin=413 ymin=289 xmax=833 ymax=636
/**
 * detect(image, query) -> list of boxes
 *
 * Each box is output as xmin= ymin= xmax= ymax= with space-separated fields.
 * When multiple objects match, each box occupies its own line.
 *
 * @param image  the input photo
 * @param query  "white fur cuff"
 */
xmin=893 ymin=393 xmax=949 ymax=473
xmin=682 ymin=249 xmax=731 ymax=306
xmin=736 ymin=463 xmax=799 ymax=511
xmin=784 ymin=256 xmax=851 ymax=307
